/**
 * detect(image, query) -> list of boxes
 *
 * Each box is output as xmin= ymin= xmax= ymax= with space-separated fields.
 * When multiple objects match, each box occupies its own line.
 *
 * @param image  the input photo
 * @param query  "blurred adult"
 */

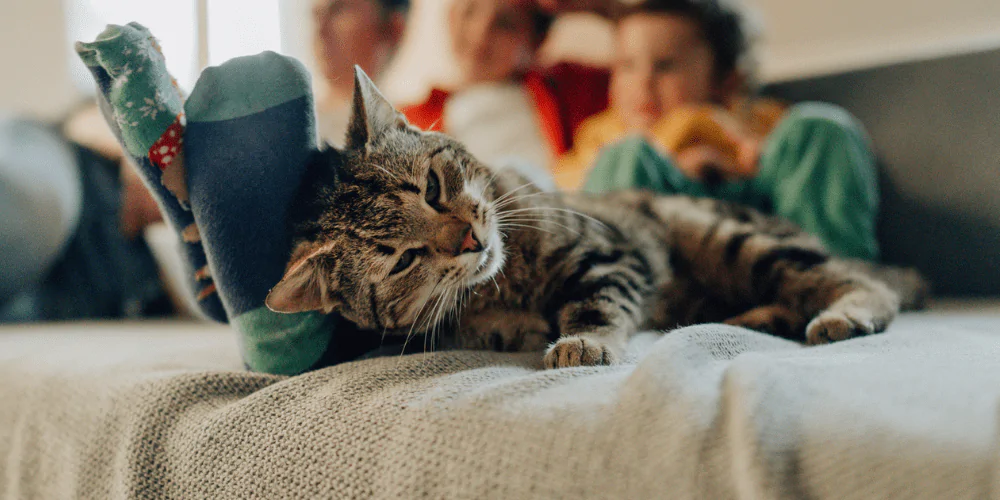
xmin=400 ymin=0 xmax=612 ymax=184
xmin=0 ymin=111 xmax=176 ymax=322
xmin=313 ymin=0 xmax=410 ymax=144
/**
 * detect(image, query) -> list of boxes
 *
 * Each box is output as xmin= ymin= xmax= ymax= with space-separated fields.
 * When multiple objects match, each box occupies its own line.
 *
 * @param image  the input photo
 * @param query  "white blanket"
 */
xmin=2 ymin=314 xmax=1000 ymax=499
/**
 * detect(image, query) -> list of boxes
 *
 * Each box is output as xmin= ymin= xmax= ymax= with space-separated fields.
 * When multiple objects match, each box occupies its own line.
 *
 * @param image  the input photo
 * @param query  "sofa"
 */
xmin=2 ymin=49 xmax=1000 ymax=499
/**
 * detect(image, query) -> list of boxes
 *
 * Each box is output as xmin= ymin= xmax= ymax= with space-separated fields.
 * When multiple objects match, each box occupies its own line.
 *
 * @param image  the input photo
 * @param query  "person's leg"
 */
xmin=752 ymin=102 xmax=880 ymax=261
xmin=76 ymin=24 xmax=228 ymax=322
xmin=0 ymin=118 xmax=81 ymax=308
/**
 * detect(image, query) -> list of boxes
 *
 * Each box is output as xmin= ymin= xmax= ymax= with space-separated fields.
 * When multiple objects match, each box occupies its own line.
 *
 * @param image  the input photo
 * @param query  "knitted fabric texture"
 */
xmin=2 ymin=320 xmax=999 ymax=498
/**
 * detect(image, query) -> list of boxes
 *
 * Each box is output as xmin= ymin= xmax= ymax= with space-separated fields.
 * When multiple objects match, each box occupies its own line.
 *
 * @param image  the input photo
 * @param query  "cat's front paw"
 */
xmin=543 ymin=337 xmax=619 ymax=369
xmin=805 ymin=307 xmax=888 ymax=344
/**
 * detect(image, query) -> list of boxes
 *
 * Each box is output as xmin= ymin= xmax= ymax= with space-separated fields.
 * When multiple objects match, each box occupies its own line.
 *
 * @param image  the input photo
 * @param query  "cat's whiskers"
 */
xmin=415 ymin=269 xmax=466 ymax=355
xmin=500 ymin=206 xmax=608 ymax=228
xmin=493 ymin=191 xmax=551 ymax=211
xmin=491 ymin=183 xmax=535 ymax=208
xmin=419 ymin=293 xmax=440 ymax=355
xmin=494 ymin=198 xmax=551 ymax=217
xmin=400 ymin=280 xmax=444 ymax=358
xmin=431 ymin=286 xmax=457 ymax=353
xmin=426 ymin=286 xmax=453 ymax=330
xmin=449 ymin=287 xmax=471 ymax=351
xmin=498 ymin=216 xmax=578 ymax=232
xmin=497 ymin=223 xmax=560 ymax=238
xmin=422 ymin=293 xmax=442 ymax=354
xmin=477 ymin=167 xmax=504 ymax=200
xmin=491 ymin=181 xmax=530 ymax=203
xmin=500 ymin=207 xmax=611 ymax=237
xmin=496 ymin=214 xmax=573 ymax=225
xmin=496 ymin=215 xmax=581 ymax=236
xmin=430 ymin=269 xmax=480 ymax=353
xmin=379 ymin=323 xmax=391 ymax=345
xmin=425 ymin=285 xmax=455 ymax=354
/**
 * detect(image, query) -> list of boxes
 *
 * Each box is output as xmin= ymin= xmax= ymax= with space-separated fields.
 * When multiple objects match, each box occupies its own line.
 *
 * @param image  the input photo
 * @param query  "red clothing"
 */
xmin=401 ymin=63 xmax=609 ymax=156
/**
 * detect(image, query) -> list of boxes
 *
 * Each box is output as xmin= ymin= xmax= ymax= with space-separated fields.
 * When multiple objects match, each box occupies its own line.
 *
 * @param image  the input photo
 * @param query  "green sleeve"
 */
xmin=754 ymin=102 xmax=880 ymax=260
xmin=581 ymin=135 xmax=756 ymax=204
xmin=582 ymin=135 xmax=686 ymax=194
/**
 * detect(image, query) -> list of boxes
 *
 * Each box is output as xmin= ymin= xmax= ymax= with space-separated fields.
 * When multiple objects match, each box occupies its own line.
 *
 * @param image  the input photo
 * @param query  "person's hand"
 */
xmin=672 ymin=139 xmax=761 ymax=184
xmin=734 ymin=136 xmax=762 ymax=177
xmin=668 ymin=108 xmax=763 ymax=183
xmin=673 ymin=145 xmax=735 ymax=184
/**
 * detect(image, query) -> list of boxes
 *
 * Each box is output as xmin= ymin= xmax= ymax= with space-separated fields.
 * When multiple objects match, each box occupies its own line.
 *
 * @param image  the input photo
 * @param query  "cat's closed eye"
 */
xmin=391 ymin=247 xmax=421 ymax=275
xmin=425 ymin=170 xmax=441 ymax=207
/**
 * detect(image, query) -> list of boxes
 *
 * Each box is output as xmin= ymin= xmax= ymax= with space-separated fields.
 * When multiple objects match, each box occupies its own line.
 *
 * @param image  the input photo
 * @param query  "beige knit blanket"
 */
xmin=3 ymin=315 xmax=1000 ymax=499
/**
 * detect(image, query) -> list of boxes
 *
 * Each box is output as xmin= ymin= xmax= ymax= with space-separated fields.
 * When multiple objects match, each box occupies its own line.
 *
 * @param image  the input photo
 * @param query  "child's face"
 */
xmin=449 ymin=0 xmax=537 ymax=84
xmin=611 ymin=13 xmax=721 ymax=131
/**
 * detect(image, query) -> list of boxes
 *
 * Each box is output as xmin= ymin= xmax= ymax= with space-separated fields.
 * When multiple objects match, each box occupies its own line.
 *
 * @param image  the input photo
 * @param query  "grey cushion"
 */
xmin=764 ymin=49 xmax=1000 ymax=296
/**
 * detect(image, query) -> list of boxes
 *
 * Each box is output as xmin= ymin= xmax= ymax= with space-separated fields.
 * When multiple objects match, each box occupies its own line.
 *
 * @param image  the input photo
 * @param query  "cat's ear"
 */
xmin=345 ymin=65 xmax=409 ymax=150
xmin=266 ymin=245 xmax=339 ymax=314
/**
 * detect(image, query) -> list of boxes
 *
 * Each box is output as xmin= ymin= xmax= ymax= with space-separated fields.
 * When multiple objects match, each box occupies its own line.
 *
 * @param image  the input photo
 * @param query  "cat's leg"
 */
xmin=545 ymin=302 xmax=635 ymax=368
xmin=798 ymin=261 xmax=900 ymax=344
xmin=651 ymin=277 xmax=744 ymax=329
xmin=722 ymin=304 xmax=802 ymax=340
xmin=651 ymin=196 xmax=900 ymax=343
xmin=457 ymin=310 xmax=551 ymax=353
xmin=542 ymin=249 xmax=652 ymax=369
xmin=655 ymin=279 xmax=822 ymax=341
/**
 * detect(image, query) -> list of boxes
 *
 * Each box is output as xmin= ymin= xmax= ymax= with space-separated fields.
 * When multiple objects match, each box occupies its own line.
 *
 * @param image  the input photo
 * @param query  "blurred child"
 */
xmin=401 ymin=0 xmax=610 ymax=181
xmin=556 ymin=0 xmax=880 ymax=260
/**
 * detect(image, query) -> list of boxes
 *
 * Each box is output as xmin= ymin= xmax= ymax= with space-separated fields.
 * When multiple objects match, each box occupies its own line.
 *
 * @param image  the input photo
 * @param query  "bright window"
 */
xmin=206 ymin=0 xmax=282 ymax=67
xmin=66 ymin=0 xmax=283 ymax=93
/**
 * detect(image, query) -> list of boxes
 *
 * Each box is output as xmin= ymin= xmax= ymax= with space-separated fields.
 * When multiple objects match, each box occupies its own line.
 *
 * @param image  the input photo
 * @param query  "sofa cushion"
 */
xmin=3 ymin=313 xmax=1000 ymax=499
xmin=764 ymin=49 xmax=1000 ymax=296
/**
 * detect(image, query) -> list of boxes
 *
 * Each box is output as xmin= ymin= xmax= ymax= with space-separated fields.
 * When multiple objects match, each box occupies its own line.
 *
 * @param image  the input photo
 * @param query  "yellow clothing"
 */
xmin=553 ymin=98 xmax=787 ymax=191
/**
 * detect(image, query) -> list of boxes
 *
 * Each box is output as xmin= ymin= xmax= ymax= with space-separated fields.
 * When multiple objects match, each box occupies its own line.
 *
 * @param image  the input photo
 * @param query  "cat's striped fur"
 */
xmin=266 ymin=68 xmax=926 ymax=369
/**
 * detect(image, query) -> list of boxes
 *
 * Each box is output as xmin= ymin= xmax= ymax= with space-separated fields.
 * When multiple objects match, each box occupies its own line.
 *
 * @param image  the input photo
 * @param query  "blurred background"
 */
xmin=4 ymin=0 xmax=1000 ymax=119
xmin=2 ymin=0 xmax=1000 ymax=324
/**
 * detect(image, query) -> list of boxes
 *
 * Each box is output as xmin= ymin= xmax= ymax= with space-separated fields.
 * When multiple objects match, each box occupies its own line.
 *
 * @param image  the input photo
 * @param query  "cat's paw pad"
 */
xmin=543 ymin=337 xmax=618 ymax=369
xmin=805 ymin=308 xmax=887 ymax=345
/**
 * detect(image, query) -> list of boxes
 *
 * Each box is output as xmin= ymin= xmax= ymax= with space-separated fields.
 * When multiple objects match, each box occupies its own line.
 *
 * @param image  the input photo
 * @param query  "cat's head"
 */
xmin=265 ymin=67 xmax=505 ymax=331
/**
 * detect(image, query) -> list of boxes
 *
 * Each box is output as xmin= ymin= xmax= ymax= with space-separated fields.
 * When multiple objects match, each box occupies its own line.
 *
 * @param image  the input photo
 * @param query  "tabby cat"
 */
xmin=266 ymin=69 xmax=926 ymax=369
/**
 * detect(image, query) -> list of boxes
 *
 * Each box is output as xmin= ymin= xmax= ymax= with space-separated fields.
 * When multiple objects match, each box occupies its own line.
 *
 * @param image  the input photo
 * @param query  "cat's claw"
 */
xmin=543 ymin=337 xmax=618 ymax=369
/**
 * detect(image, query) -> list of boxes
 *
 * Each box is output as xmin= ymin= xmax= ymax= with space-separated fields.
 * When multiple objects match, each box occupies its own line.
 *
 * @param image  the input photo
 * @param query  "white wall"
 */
xmin=3 ymin=0 xmax=1000 ymax=118
xmin=0 ymin=0 xmax=81 ymax=120
xmin=747 ymin=0 xmax=1000 ymax=81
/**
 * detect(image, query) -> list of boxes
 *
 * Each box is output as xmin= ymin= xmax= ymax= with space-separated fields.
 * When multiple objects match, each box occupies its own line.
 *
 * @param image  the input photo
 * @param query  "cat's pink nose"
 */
xmin=459 ymin=227 xmax=483 ymax=254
